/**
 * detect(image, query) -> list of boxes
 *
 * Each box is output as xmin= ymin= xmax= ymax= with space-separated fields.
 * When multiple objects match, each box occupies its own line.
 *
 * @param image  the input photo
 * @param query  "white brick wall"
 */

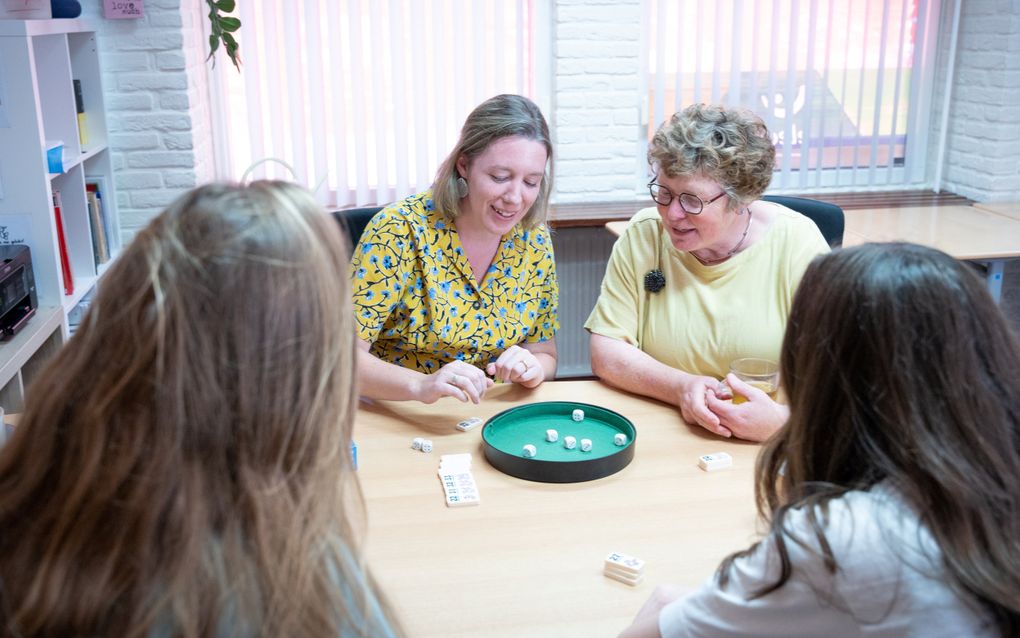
xmin=551 ymin=0 xmax=644 ymax=203
xmin=80 ymin=0 xmax=214 ymax=240
xmin=929 ymin=0 xmax=1020 ymax=202
xmin=88 ymin=0 xmax=1018 ymax=236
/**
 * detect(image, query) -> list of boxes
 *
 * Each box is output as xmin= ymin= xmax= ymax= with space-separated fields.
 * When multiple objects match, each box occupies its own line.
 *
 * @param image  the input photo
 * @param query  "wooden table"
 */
xmin=971 ymin=201 xmax=1020 ymax=222
xmin=843 ymin=205 xmax=1020 ymax=303
xmin=355 ymin=380 xmax=761 ymax=638
xmin=605 ymin=220 xmax=628 ymax=238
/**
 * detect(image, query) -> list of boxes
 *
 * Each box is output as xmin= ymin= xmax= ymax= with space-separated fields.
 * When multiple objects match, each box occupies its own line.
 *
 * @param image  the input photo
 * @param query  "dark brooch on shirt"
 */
xmin=644 ymin=269 xmax=666 ymax=293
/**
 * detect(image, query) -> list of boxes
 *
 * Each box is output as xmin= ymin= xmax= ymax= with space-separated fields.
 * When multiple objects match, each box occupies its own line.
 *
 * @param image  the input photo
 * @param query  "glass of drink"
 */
xmin=721 ymin=357 xmax=779 ymax=404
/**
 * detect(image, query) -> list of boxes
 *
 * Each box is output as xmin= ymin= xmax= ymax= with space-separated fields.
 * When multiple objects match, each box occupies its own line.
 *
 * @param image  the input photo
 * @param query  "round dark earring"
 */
xmin=644 ymin=269 xmax=666 ymax=293
xmin=456 ymin=177 xmax=469 ymax=198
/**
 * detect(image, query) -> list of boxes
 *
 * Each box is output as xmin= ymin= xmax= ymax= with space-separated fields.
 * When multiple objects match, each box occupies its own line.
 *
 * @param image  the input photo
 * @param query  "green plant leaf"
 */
xmin=205 ymin=0 xmax=242 ymax=72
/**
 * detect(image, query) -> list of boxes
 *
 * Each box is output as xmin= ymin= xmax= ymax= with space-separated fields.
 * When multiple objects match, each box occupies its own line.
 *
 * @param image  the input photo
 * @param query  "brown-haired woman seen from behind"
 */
xmin=0 ymin=182 xmax=402 ymax=637
xmin=621 ymin=243 xmax=1020 ymax=637
xmin=587 ymin=103 xmax=829 ymax=442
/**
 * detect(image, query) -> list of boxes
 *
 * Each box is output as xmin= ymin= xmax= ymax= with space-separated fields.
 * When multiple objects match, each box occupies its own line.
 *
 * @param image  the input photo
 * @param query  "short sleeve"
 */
xmin=584 ymin=221 xmax=647 ymax=347
xmin=350 ymin=210 xmax=413 ymax=343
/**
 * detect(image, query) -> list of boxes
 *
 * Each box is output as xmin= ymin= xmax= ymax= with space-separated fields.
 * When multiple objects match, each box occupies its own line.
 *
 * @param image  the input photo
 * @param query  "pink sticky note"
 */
xmin=103 ymin=0 xmax=143 ymax=19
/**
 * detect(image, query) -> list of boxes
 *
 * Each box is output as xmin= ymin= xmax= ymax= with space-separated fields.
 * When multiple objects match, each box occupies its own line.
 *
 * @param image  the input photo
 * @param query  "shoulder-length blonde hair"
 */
xmin=432 ymin=94 xmax=553 ymax=230
xmin=0 ymin=182 xmax=402 ymax=637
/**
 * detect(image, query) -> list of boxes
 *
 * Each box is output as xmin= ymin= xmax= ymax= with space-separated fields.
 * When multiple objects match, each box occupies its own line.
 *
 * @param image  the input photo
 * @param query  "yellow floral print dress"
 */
xmin=351 ymin=190 xmax=559 ymax=373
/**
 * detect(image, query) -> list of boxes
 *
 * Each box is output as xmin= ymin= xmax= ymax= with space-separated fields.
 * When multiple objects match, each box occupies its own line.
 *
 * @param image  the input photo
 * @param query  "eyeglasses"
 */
xmin=647 ymin=180 xmax=727 ymax=215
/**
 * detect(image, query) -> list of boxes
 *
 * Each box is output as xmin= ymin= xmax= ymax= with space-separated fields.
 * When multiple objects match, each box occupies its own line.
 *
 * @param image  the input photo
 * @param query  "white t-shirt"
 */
xmin=659 ymin=484 xmax=994 ymax=637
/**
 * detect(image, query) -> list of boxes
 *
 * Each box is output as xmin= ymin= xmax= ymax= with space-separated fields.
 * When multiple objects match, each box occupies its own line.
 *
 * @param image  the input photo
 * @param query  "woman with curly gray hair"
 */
xmin=585 ymin=104 xmax=828 ymax=442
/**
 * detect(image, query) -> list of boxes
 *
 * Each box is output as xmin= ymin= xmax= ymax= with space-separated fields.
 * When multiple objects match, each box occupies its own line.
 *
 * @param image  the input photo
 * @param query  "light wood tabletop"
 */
xmin=971 ymin=201 xmax=1020 ymax=221
xmin=841 ymin=205 xmax=1020 ymax=302
xmin=842 ymin=205 xmax=1020 ymax=261
xmin=355 ymin=380 xmax=761 ymax=638
xmin=605 ymin=220 xmax=628 ymax=237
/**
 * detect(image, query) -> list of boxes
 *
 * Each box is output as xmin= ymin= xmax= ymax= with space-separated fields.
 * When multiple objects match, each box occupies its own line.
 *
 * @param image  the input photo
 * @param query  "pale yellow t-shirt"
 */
xmin=585 ymin=205 xmax=829 ymax=379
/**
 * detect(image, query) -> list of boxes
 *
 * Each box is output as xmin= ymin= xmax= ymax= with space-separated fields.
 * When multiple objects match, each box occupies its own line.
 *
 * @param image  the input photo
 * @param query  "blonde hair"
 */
xmin=0 ymin=182 xmax=402 ymax=637
xmin=432 ymin=94 xmax=553 ymax=230
xmin=648 ymin=103 xmax=775 ymax=209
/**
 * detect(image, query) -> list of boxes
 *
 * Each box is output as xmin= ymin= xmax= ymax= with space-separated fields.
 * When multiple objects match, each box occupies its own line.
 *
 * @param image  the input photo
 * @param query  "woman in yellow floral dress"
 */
xmin=351 ymin=95 xmax=558 ymax=404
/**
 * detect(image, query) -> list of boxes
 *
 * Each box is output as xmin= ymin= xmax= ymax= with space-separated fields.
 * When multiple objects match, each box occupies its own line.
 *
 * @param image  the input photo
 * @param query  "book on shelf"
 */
xmin=85 ymin=177 xmax=114 ymax=260
xmin=73 ymin=79 xmax=88 ymax=151
xmin=52 ymin=191 xmax=74 ymax=296
xmin=85 ymin=183 xmax=109 ymax=265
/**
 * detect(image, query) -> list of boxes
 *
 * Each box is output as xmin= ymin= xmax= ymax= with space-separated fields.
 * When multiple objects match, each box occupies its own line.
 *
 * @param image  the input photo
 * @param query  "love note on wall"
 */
xmin=103 ymin=0 xmax=143 ymax=19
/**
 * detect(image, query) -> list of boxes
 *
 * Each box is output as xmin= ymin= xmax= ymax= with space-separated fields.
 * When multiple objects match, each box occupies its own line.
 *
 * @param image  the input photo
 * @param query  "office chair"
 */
xmin=762 ymin=195 xmax=844 ymax=247
xmin=331 ymin=206 xmax=385 ymax=253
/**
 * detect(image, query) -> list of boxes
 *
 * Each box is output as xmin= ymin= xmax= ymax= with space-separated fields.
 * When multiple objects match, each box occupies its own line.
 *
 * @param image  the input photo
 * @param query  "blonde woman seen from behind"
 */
xmin=0 ymin=182 xmax=402 ymax=637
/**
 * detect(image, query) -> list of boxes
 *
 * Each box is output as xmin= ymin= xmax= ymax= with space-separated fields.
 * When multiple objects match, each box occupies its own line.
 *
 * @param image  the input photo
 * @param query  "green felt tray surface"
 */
xmin=482 ymin=401 xmax=636 ymax=483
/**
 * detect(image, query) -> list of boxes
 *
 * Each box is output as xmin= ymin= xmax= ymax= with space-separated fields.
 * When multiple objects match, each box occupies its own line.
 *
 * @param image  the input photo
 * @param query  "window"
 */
xmin=209 ymin=0 xmax=543 ymax=207
xmin=644 ymin=0 xmax=944 ymax=190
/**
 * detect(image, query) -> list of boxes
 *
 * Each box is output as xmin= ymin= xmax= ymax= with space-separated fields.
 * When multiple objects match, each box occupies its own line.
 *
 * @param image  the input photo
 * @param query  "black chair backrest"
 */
xmin=762 ymin=195 xmax=844 ymax=247
xmin=331 ymin=206 xmax=385 ymax=254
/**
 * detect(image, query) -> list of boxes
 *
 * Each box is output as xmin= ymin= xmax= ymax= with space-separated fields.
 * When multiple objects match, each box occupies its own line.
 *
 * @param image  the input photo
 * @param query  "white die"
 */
xmin=580 ymin=438 xmax=593 ymax=452
xmin=421 ymin=439 xmax=433 ymax=453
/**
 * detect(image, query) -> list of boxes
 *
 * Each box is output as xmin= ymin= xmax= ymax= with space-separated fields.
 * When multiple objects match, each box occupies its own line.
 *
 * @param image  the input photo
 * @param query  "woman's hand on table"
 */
xmin=677 ymin=373 xmax=733 ymax=438
xmin=414 ymin=360 xmax=494 ymax=404
xmin=705 ymin=374 xmax=789 ymax=442
xmin=486 ymin=344 xmax=544 ymax=387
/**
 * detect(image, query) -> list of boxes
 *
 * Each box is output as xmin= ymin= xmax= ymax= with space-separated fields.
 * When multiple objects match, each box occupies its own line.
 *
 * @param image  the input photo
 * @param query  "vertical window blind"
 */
xmin=209 ymin=0 xmax=537 ymax=207
xmin=643 ymin=0 xmax=945 ymax=190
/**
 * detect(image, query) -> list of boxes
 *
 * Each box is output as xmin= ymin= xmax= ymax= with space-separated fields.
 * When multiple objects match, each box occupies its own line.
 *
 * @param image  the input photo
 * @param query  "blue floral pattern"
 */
xmin=351 ymin=190 xmax=559 ymax=372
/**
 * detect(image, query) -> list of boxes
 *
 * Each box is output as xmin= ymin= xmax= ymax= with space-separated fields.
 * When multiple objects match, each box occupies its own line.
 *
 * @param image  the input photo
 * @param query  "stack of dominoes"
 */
xmin=604 ymin=551 xmax=645 ymax=586
xmin=437 ymin=453 xmax=480 ymax=508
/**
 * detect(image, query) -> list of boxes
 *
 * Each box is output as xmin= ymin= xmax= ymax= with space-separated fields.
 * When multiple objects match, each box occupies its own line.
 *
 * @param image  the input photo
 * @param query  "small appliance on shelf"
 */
xmin=0 ymin=244 xmax=38 ymax=340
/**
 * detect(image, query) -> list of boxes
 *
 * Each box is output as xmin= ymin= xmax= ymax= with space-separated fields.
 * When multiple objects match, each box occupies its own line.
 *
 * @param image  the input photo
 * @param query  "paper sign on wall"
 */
xmin=103 ymin=0 xmax=143 ymax=19
xmin=0 ymin=214 xmax=32 ymax=247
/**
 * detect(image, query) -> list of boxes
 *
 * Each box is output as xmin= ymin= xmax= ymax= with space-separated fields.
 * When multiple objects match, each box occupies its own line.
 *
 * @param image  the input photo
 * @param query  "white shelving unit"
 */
xmin=0 ymin=18 xmax=119 ymax=411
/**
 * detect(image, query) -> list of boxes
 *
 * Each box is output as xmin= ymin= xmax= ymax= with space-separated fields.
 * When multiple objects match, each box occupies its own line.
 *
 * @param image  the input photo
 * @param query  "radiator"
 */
xmin=551 ymin=227 xmax=617 ymax=378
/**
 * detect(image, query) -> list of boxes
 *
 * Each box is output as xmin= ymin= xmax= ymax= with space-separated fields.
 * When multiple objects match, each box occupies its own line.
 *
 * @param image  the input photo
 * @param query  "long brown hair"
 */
xmin=720 ymin=242 xmax=1020 ymax=633
xmin=0 ymin=182 xmax=402 ymax=637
